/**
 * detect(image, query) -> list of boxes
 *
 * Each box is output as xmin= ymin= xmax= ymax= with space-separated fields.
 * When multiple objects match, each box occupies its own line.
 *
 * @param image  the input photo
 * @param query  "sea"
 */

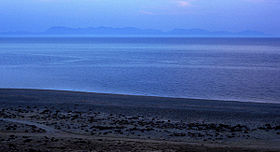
xmin=0 ymin=37 xmax=280 ymax=103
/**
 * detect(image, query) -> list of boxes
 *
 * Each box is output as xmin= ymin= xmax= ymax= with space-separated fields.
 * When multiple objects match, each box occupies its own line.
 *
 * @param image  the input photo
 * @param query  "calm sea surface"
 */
xmin=0 ymin=37 xmax=280 ymax=103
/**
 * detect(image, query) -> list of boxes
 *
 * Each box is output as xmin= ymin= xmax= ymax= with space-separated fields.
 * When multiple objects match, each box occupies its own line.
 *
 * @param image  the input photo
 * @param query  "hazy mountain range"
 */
xmin=0 ymin=26 xmax=268 ymax=37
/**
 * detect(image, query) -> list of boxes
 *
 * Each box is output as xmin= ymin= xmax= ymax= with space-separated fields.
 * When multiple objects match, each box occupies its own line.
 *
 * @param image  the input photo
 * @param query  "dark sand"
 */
xmin=0 ymin=89 xmax=280 ymax=152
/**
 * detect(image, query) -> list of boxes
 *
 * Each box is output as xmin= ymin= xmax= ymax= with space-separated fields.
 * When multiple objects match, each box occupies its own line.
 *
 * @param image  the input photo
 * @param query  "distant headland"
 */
xmin=0 ymin=26 xmax=270 ymax=37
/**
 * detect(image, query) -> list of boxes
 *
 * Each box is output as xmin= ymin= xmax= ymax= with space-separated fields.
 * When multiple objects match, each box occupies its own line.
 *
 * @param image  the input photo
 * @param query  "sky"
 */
xmin=0 ymin=0 xmax=280 ymax=35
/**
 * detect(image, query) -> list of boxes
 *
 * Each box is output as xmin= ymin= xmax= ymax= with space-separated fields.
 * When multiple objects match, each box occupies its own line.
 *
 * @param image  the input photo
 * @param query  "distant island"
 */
xmin=0 ymin=26 xmax=269 ymax=37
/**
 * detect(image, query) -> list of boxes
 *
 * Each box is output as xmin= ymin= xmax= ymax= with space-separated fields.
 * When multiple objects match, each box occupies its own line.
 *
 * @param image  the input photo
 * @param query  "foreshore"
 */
xmin=0 ymin=89 xmax=280 ymax=152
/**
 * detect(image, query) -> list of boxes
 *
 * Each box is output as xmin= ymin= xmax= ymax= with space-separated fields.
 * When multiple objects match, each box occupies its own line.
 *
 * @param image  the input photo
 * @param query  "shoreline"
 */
xmin=0 ymin=88 xmax=280 ymax=151
xmin=1 ymin=88 xmax=279 ymax=105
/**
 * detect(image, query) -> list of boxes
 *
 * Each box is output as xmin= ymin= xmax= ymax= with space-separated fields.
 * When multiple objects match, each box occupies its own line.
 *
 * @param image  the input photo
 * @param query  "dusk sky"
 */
xmin=0 ymin=0 xmax=280 ymax=34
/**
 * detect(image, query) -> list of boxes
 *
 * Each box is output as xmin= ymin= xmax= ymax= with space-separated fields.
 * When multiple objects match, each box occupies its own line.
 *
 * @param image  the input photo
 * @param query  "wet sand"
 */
xmin=0 ymin=89 xmax=280 ymax=152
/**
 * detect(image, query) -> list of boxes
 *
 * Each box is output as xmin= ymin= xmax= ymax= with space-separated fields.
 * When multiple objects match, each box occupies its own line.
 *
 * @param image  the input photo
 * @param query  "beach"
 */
xmin=0 ymin=89 xmax=279 ymax=151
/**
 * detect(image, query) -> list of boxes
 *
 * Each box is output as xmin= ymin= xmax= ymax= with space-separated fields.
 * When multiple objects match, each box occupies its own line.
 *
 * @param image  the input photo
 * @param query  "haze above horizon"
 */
xmin=0 ymin=0 xmax=280 ymax=35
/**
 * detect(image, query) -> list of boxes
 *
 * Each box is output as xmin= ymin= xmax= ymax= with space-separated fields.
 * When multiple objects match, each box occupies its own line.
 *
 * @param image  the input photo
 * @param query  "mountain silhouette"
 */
xmin=0 ymin=26 xmax=267 ymax=37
